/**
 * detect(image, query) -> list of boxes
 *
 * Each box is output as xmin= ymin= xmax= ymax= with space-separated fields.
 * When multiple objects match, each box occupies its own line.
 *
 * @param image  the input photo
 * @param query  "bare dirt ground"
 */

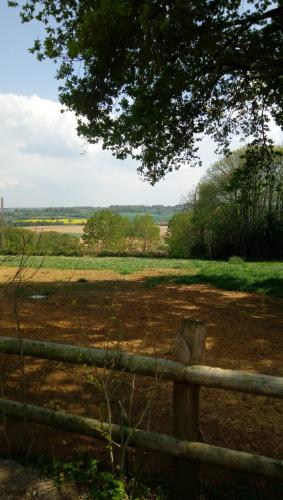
xmin=0 ymin=267 xmax=282 ymax=493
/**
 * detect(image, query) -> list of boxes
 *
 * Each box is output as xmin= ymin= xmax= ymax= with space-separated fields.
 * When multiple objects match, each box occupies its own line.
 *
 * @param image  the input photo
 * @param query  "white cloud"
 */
xmin=0 ymin=93 xmax=282 ymax=207
xmin=0 ymin=177 xmax=33 ymax=189
xmin=0 ymin=94 xmax=81 ymax=158
xmin=269 ymin=119 xmax=283 ymax=145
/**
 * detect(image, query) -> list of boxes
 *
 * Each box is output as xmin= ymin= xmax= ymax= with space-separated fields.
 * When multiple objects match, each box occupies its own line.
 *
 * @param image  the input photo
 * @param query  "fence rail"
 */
xmin=0 ymin=320 xmax=282 ymax=499
xmin=0 ymin=398 xmax=282 ymax=480
xmin=0 ymin=336 xmax=282 ymax=398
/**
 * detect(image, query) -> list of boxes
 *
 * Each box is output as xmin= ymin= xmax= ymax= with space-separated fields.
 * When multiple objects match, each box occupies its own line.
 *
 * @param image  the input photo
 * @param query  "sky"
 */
xmin=0 ymin=3 xmax=282 ymax=208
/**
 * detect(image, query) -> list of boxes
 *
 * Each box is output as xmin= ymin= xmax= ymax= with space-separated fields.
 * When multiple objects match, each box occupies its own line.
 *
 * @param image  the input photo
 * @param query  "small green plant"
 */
xmin=228 ymin=256 xmax=245 ymax=264
xmin=32 ymin=455 xmax=168 ymax=499
xmin=36 ymin=455 xmax=127 ymax=499
xmin=89 ymin=471 xmax=127 ymax=500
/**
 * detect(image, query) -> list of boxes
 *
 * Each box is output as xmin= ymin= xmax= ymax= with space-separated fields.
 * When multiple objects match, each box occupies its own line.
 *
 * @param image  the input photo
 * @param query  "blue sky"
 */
xmin=0 ymin=3 xmax=58 ymax=100
xmin=0 ymin=2 xmax=282 ymax=208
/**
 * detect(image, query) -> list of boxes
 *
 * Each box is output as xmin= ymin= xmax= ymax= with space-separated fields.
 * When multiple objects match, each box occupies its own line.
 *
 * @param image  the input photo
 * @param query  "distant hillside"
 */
xmin=5 ymin=205 xmax=182 ymax=226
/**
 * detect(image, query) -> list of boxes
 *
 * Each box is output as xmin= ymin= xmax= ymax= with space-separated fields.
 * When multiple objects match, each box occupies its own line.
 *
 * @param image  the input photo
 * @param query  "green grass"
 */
xmin=145 ymin=262 xmax=283 ymax=297
xmin=1 ymin=255 xmax=282 ymax=297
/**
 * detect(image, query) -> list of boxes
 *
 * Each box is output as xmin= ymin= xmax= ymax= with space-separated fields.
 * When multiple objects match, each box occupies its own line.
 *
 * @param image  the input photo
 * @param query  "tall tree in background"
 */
xmin=10 ymin=1 xmax=283 ymax=183
xmin=166 ymin=212 xmax=194 ymax=258
xmin=185 ymin=147 xmax=283 ymax=259
xmin=82 ymin=210 xmax=161 ymax=253
xmin=82 ymin=210 xmax=130 ymax=252
xmin=131 ymin=214 xmax=160 ymax=251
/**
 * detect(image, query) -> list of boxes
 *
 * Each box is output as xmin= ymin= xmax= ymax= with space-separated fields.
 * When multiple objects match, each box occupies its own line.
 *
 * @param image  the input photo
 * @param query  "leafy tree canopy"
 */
xmin=131 ymin=214 xmax=160 ymax=250
xmin=185 ymin=145 xmax=283 ymax=259
xmin=82 ymin=209 xmax=129 ymax=251
xmin=167 ymin=212 xmax=193 ymax=258
xmin=10 ymin=0 xmax=283 ymax=183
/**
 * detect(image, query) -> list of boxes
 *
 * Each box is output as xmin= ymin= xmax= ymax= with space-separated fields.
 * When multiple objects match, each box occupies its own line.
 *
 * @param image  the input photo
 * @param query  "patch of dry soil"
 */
xmin=0 ymin=459 xmax=80 ymax=499
xmin=0 ymin=268 xmax=282 ymax=489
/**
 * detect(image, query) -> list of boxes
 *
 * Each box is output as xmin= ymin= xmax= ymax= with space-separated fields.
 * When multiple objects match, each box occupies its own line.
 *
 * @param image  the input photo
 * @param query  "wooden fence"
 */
xmin=0 ymin=319 xmax=282 ymax=499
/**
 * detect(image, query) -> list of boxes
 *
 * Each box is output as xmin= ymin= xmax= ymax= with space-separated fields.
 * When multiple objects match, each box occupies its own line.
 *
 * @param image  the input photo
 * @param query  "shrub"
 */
xmin=228 ymin=256 xmax=245 ymax=264
xmin=82 ymin=210 xmax=130 ymax=253
xmin=33 ymin=455 xmax=168 ymax=499
xmin=0 ymin=228 xmax=82 ymax=256
xmin=130 ymin=214 xmax=160 ymax=251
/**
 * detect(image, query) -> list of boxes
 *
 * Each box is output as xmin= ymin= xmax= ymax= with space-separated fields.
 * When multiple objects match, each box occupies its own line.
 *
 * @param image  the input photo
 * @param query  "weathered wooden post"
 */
xmin=173 ymin=319 xmax=206 ymax=499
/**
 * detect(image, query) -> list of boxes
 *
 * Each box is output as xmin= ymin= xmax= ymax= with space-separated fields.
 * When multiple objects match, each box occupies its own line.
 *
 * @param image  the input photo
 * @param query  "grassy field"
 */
xmin=1 ymin=255 xmax=282 ymax=297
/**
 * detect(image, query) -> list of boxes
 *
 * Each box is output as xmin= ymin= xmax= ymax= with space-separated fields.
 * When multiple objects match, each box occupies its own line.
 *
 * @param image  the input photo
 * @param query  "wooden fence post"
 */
xmin=173 ymin=319 xmax=206 ymax=499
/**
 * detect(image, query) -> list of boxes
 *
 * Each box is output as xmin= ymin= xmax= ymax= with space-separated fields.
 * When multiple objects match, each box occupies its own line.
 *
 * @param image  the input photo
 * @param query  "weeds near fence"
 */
xmin=67 ymin=285 xmax=164 ymax=475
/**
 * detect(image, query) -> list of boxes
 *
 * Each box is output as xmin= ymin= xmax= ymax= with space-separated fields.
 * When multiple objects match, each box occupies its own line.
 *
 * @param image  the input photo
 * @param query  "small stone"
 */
xmin=27 ymin=479 xmax=59 ymax=500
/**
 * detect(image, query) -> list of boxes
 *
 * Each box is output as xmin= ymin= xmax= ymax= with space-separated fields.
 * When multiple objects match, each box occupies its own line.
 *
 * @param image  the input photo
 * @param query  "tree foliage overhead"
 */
xmin=10 ymin=0 xmax=283 ymax=183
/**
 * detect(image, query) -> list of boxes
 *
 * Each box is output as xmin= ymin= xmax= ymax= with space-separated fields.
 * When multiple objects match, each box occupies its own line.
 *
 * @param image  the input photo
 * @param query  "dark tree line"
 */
xmin=168 ymin=147 xmax=283 ymax=260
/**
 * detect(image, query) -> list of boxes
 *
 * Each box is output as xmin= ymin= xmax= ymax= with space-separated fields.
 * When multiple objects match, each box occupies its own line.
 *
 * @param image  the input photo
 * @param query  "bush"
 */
xmin=82 ymin=210 xmax=161 ymax=254
xmin=228 ymin=256 xmax=245 ymax=264
xmin=0 ymin=228 xmax=82 ymax=256
xmin=88 ymin=249 xmax=168 ymax=258
xmin=82 ymin=210 xmax=130 ymax=253
xmin=33 ymin=455 xmax=168 ymax=499
xmin=130 ymin=214 xmax=160 ymax=251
